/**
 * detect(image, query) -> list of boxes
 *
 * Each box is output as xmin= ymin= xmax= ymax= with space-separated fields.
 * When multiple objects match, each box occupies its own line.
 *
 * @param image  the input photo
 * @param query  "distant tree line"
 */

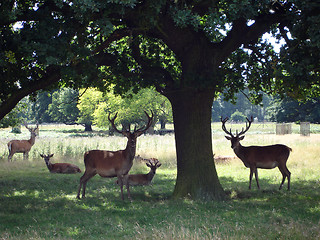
xmin=2 ymin=88 xmax=320 ymax=130
xmin=0 ymin=87 xmax=173 ymax=131
xmin=213 ymin=91 xmax=320 ymax=123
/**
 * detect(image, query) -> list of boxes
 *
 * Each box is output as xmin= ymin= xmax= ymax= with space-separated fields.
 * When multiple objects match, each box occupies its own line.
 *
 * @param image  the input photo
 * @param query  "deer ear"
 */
xmin=40 ymin=154 xmax=44 ymax=158
xmin=239 ymin=136 xmax=245 ymax=140
xmin=49 ymin=154 xmax=54 ymax=157
xmin=146 ymin=163 xmax=151 ymax=167
xmin=225 ymin=136 xmax=232 ymax=140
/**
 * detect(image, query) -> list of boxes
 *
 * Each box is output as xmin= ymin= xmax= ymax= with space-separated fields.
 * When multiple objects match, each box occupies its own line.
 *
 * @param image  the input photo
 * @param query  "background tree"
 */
xmin=212 ymin=92 xmax=271 ymax=122
xmin=0 ymin=100 xmax=26 ymax=128
xmin=1 ymin=1 xmax=320 ymax=200
xmin=93 ymin=87 xmax=172 ymax=132
xmin=77 ymin=88 xmax=103 ymax=131
xmin=267 ymin=96 xmax=320 ymax=123
xmin=47 ymin=88 xmax=79 ymax=125
xmin=230 ymin=110 xmax=246 ymax=122
xmin=26 ymin=91 xmax=53 ymax=123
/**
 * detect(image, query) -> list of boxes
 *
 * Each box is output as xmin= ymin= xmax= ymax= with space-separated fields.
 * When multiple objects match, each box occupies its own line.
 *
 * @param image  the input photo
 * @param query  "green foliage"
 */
xmin=93 ymin=87 xmax=172 ymax=129
xmin=230 ymin=110 xmax=246 ymax=122
xmin=48 ymin=88 xmax=80 ymax=124
xmin=77 ymin=88 xmax=103 ymax=127
xmin=267 ymin=96 xmax=320 ymax=123
xmin=0 ymin=100 xmax=27 ymax=128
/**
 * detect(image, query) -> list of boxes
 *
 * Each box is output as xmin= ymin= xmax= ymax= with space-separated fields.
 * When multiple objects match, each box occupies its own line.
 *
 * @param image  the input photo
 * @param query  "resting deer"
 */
xmin=8 ymin=122 xmax=39 ymax=161
xmin=116 ymin=158 xmax=161 ymax=186
xmin=77 ymin=111 xmax=154 ymax=200
xmin=40 ymin=154 xmax=81 ymax=174
xmin=221 ymin=116 xmax=292 ymax=190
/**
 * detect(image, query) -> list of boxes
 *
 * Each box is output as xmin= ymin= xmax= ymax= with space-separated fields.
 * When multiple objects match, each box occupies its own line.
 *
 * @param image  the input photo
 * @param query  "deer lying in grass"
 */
xmin=8 ymin=122 xmax=39 ymax=161
xmin=77 ymin=111 xmax=154 ymax=200
xmin=221 ymin=116 xmax=292 ymax=190
xmin=116 ymin=158 xmax=161 ymax=186
xmin=40 ymin=154 xmax=81 ymax=174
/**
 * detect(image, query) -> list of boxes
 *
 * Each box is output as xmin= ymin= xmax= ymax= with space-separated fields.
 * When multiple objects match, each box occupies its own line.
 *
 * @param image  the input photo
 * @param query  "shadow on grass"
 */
xmin=1 ymin=171 xmax=320 ymax=239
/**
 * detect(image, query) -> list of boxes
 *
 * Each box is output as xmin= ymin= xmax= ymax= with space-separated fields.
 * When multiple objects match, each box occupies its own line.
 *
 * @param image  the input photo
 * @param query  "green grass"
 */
xmin=0 ymin=123 xmax=320 ymax=239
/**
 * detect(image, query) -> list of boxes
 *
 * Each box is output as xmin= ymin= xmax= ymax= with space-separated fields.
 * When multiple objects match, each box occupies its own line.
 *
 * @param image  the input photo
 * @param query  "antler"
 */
xmin=24 ymin=121 xmax=39 ymax=130
xmin=108 ymin=112 xmax=124 ymax=134
xmin=220 ymin=116 xmax=234 ymax=137
xmin=237 ymin=116 xmax=253 ymax=137
xmin=134 ymin=110 xmax=154 ymax=134
xmin=147 ymin=158 xmax=161 ymax=168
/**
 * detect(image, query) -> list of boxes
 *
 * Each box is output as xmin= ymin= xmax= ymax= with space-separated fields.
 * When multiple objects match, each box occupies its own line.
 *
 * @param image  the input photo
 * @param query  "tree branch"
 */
xmin=0 ymin=66 xmax=61 ymax=120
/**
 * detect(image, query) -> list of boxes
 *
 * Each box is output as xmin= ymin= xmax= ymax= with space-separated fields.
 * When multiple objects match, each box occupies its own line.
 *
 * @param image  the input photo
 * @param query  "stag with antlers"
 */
xmin=77 ymin=111 xmax=154 ymax=200
xmin=7 ymin=122 xmax=39 ymax=161
xmin=221 ymin=116 xmax=292 ymax=190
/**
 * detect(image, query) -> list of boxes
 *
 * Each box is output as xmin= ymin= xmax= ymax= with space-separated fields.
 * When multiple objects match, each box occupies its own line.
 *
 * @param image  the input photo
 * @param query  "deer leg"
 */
xmin=23 ymin=152 xmax=29 ymax=161
xmin=123 ymin=174 xmax=131 ymax=200
xmin=278 ymin=167 xmax=286 ymax=190
xmin=8 ymin=153 xmax=13 ymax=162
xmin=249 ymin=168 xmax=253 ymax=190
xmin=286 ymin=166 xmax=291 ymax=190
xmin=8 ymin=144 xmax=13 ymax=162
xmin=77 ymin=170 xmax=96 ymax=199
xmin=117 ymin=175 xmax=124 ymax=200
xmin=254 ymin=168 xmax=260 ymax=190
xmin=77 ymin=182 xmax=83 ymax=199
xmin=278 ymin=165 xmax=291 ymax=190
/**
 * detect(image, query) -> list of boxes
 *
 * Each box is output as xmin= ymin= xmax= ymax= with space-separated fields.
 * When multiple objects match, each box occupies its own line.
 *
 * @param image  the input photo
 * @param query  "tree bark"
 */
xmin=166 ymin=88 xmax=226 ymax=201
xmin=84 ymin=124 xmax=93 ymax=132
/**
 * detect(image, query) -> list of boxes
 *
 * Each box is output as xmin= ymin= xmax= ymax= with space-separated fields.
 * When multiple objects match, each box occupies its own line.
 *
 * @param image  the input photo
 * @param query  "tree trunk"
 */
xmin=84 ymin=124 xmax=92 ymax=132
xmin=160 ymin=120 xmax=166 ymax=129
xmin=166 ymin=88 xmax=226 ymax=201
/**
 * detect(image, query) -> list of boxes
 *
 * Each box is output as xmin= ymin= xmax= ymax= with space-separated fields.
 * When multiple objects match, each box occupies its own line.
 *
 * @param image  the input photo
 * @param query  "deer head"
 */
xmin=146 ymin=158 xmax=162 ymax=173
xmin=221 ymin=116 xmax=253 ymax=149
xmin=108 ymin=111 xmax=154 ymax=150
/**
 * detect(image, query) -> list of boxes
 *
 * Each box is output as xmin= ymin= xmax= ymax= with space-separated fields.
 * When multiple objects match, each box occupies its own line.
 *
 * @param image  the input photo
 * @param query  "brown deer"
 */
xmin=221 ymin=116 xmax=292 ymax=190
xmin=40 ymin=154 xmax=81 ymax=174
xmin=77 ymin=111 xmax=154 ymax=200
xmin=116 ymin=158 xmax=161 ymax=186
xmin=7 ymin=122 xmax=39 ymax=161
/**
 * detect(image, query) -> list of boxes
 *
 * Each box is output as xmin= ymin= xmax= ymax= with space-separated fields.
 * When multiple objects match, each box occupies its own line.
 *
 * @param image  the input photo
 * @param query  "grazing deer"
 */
xmin=40 ymin=154 xmax=81 ymax=174
xmin=77 ymin=111 xmax=154 ymax=200
xmin=7 ymin=122 xmax=39 ymax=161
xmin=221 ymin=116 xmax=292 ymax=190
xmin=116 ymin=158 xmax=161 ymax=186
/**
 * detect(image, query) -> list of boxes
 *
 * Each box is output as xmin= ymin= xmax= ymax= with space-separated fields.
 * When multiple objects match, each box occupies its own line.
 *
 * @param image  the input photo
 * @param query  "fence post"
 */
xmin=276 ymin=123 xmax=292 ymax=135
xmin=300 ymin=122 xmax=310 ymax=136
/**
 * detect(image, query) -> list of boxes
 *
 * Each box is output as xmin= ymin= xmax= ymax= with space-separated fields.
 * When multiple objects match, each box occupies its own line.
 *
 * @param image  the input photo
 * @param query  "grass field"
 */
xmin=0 ymin=122 xmax=320 ymax=239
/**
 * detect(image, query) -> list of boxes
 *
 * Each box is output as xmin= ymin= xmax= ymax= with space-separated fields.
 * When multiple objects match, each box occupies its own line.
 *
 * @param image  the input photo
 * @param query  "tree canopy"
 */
xmin=1 ymin=0 xmax=320 ymax=200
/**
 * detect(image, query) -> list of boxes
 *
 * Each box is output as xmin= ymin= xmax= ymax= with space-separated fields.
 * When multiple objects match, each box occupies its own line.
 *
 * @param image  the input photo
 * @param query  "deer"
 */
xmin=7 ymin=122 xmax=39 ymax=162
xmin=40 ymin=154 xmax=81 ymax=174
xmin=116 ymin=158 xmax=161 ymax=186
xmin=221 ymin=116 xmax=292 ymax=190
xmin=76 ymin=111 xmax=154 ymax=200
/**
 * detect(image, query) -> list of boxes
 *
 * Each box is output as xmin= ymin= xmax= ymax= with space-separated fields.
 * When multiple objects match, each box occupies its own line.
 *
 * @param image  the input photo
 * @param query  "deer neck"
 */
xmin=28 ymin=134 xmax=36 ymax=146
xmin=146 ymin=170 xmax=156 ymax=182
xmin=45 ymin=161 xmax=53 ymax=171
xmin=233 ymin=143 xmax=246 ymax=160
xmin=125 ymin=140 xmax=136 ymax=161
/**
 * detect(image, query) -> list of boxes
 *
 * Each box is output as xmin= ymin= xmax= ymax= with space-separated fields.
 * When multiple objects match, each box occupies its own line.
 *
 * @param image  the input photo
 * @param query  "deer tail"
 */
xmin=8 ymin=142 xmax=12 ymax=153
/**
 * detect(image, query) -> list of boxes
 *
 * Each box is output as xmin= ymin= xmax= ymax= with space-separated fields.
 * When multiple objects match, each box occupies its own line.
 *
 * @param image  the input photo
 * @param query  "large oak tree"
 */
xmin=1 ymin=1 xmax=320 ymax=200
